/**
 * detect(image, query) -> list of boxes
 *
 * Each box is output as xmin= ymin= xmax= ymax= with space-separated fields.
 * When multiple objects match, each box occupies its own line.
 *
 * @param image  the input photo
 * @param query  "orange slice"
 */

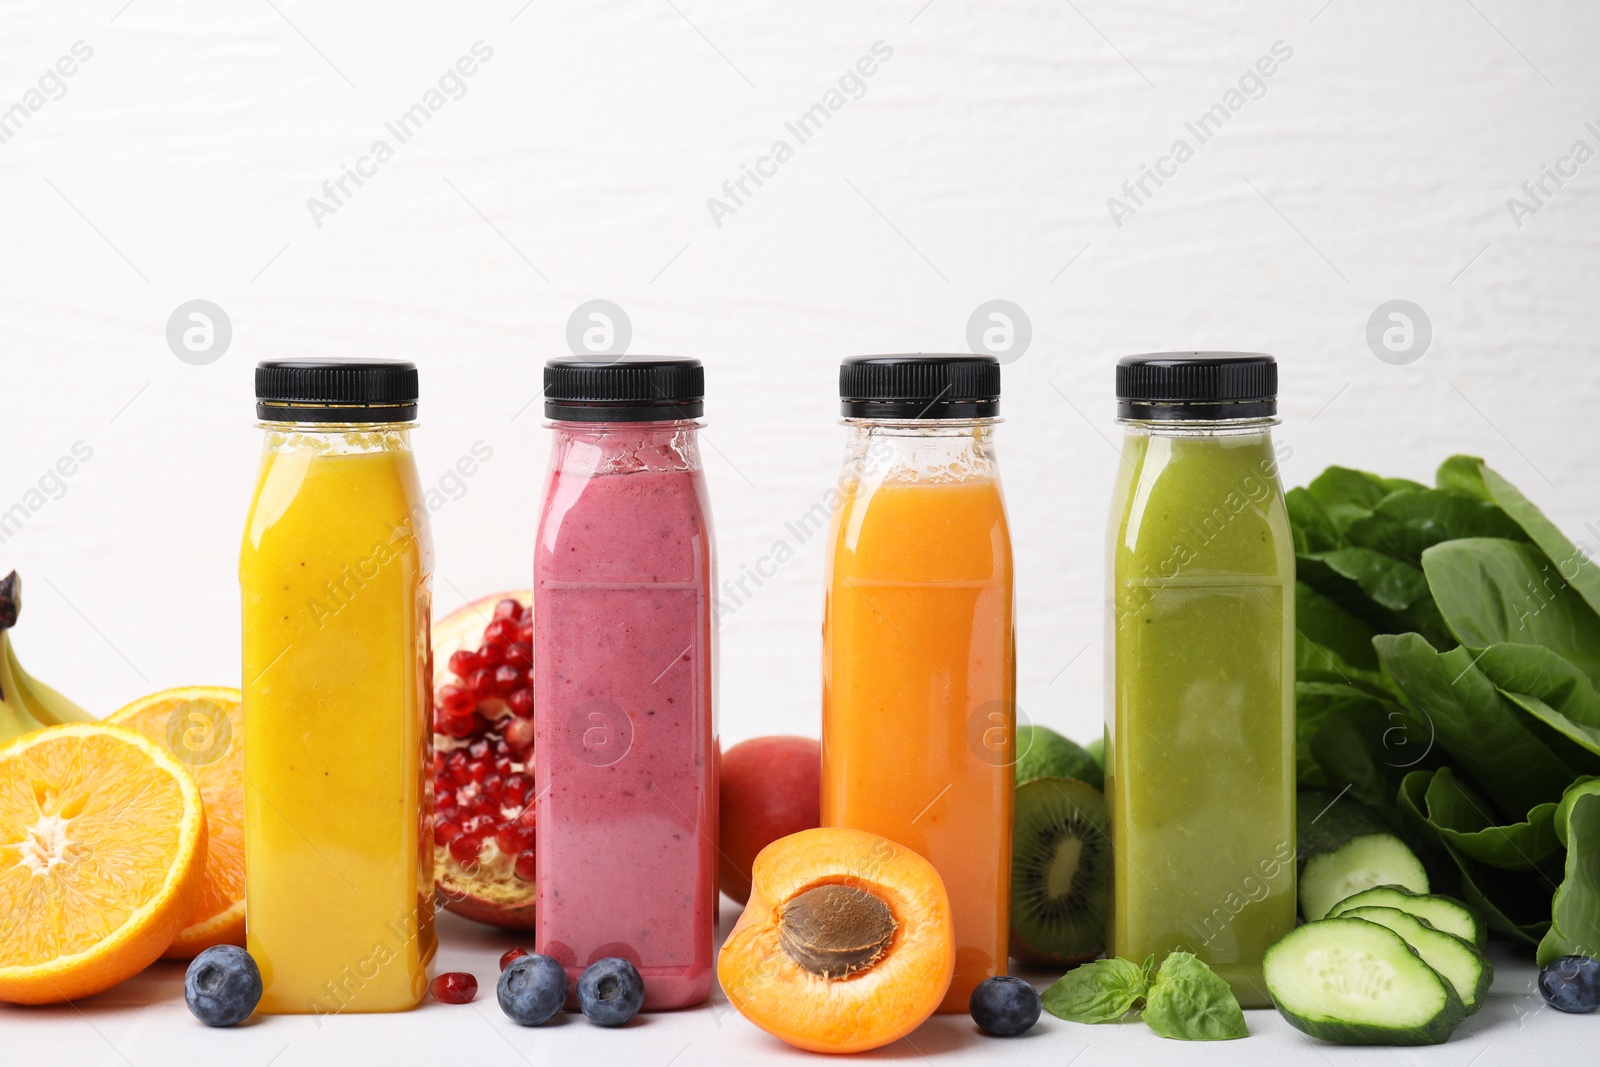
xmin=0 ymin=722 xmax=207 ymax=1003
xmin=109 ymin=686 xmax=243 ymax=959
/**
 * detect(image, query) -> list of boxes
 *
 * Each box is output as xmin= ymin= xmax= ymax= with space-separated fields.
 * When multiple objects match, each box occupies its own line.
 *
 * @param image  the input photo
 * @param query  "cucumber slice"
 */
xmin=1326 ymin=885 xmax=1487 ymax=950
xmin=1339 ymin=906 xmax=1492 ymax=1014
xmin=1300 ymin=833 xmax=1429 ymax=921
xmin=1264 ymin=917 xmax=1466 ymax=1045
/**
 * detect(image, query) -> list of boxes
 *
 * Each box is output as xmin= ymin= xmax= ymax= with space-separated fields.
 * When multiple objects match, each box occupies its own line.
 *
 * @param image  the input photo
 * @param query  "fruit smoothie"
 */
xmin=823 ymin=451 xmax=1015 ymax=1014
xmin=1106 ymin=410 xmax=1295 ymax=1007
xmin=241 ymin=420 xmax=435 ymax=1014
xmin=534 ymin=419 xmax=717 ymax=1010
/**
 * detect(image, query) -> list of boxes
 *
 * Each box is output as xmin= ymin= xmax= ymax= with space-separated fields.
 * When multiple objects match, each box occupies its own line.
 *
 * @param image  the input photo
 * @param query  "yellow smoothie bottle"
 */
xmin=240 ymin=360 xmax=435 ymax=1014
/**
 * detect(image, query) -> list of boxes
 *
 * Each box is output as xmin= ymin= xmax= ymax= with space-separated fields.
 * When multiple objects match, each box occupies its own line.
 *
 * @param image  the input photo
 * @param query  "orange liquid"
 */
xmin=822 ymin=476 xmax=1015 ymax=1013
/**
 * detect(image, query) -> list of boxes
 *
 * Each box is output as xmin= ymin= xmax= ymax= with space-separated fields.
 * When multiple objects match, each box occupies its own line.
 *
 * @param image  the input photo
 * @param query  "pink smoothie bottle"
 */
xmin=533 ymin=357 xmax=717 ymax=1010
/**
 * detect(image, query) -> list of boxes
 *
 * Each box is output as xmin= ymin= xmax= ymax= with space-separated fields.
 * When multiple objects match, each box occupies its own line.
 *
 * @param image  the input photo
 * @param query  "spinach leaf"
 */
xmin=1423 ymin=766 xmax=1561 ymax=870
xmin=1554 ymin=778 xmax=1600 ymax=847
xmin=1287 ymin=487 xmax=1344 ymax=553
xmin=1538 ymin=791 xmax=1600 ymax=966
xmin=1299 ymin=548 xmax=1451 ymax=647
xmin=1479 ymin=460 xmax=1600 ymax=620
xmin=1142 ymin=953 xmax=1247 ymax=1041
xmin=1307 ymin=467 xmax=1426 ymax=529
xmin=1435 ymin=454 xmax=1493 ymax=501
xmin=1041 ymin=957 xmax=1147 ymax=1023
xmin=1446 ymin=837 xmax=1556 ymax=946
xmin=1475 ymin=644 xmax=1600 ymax=767
xmin=1309 ymin=693 xmax=1434 ymax=819
xmin=1375 ymin=633 xmax=1581 ymax=817
xmin=1295 ymin=582 xmax=1383 ymax=682
xmin=1343 ymin=488 xmax=1527 ymax=565
xmin=1424 ymin=538 xmax=1600 ymax=685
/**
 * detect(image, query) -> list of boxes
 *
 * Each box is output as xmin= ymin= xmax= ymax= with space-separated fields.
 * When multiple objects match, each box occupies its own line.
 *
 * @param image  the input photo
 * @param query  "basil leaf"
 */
xmin=1142 ymin=952 xmax=1247 ymax=1041
xmin=1040 ymin=957 xmax=1147 ymax=1024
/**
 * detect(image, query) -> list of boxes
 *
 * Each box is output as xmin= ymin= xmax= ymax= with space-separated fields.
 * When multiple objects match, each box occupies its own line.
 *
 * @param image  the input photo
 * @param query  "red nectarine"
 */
xmin=718 ymin=736 xmax=820 ymax=904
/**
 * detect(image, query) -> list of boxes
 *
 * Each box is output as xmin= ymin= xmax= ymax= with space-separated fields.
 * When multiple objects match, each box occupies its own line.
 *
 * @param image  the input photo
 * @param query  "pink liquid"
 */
xmin=533 ymin=423 xmax=717 ymax=1010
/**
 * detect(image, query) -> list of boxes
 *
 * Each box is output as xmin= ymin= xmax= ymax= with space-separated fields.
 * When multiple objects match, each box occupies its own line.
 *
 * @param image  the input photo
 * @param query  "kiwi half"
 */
xmin=1010 ymin=776 xmax=1110 ymax=966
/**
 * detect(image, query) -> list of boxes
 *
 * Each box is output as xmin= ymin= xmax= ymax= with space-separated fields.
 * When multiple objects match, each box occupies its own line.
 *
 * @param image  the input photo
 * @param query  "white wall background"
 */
xmin=2 ymin=0 xmax=1597 ymax=750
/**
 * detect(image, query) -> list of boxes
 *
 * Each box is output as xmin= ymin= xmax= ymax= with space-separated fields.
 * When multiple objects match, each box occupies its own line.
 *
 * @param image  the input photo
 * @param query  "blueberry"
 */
xmin=577 ymin=957 xmax=644 ymax=1027
xmin=969 ymin=975 xmax=1041 ymax=1036
xmin=184 ymin=945 xmax=262 ymax=1027
xmin=498 ymin=953 xmax=567 ymax=1026
xmin=1539 ymin=955 xmax=1600 ymax=1014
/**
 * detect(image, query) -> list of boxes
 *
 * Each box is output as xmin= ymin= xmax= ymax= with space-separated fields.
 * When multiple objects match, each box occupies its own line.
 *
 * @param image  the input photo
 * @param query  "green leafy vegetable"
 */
xmin=1423 ymin=538 xmax=1600 ymax=685
xmin=1342 ymin=489 xmax=1527 ymax=565
xmin=1299 ymin=548 xmax=1450 ymax=647
xmin=1142 ymin=952 xmax=1248 ymax=1041
xmin=1476 ymin=644 xmax=1600 ymax=764
xmin=1423 ymin=767 xmax=1561 ymax=870
xmin=1041 ymin=957 xmax=1147 ymax=1023
xmin=1539 ymin=791 xmax=1600 ymax=965
xmin=1375 ymin=633 xmax=1579 ymax=817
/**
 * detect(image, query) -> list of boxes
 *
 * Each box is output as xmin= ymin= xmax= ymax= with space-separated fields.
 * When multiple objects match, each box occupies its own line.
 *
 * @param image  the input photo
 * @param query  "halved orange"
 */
xmin=109 ymin=686 xmax=243 ymax=958
xmin=0 ymin=722 xmax=207 ymax=1003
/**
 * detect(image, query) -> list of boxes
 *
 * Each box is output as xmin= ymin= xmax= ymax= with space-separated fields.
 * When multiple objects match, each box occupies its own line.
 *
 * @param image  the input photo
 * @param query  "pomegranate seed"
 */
xmin=430 ymin=971 xmax=478 ymax=1004
xmin=503 ymin=773 xmax=530 ymax=804
xmin=514 ymin=848 xmax=536 ymax=882
xmin=516 ymin=804 xmax=537 ymax=826
xmin=500 ymin=947 xmax=528 ymax=972
xmin=494 ymin=598 xmax=524 ymax=621
xmin=492 ymin=664 xmax=521 ymax=694
xmin=442 ymin=707 xmax=481 ymax=740
xmin=463 ymin=813 xmax=496 ymax=835
xmin=515 ymin=622 xmax=533 ymax=644
xmin=447 ymin=751 xmax=468 ymax=775
xmin=433 ymin=752 xmax=446 ymax=775
xmin=494 ymin=756 xmax=513 ymax=775
xmin=436 ymin=820 xmax=462 ymax=845
xmin=477 ymin=642 xmax=505 ymax=668
xmin=504 ymin=717 xmax=534 ymax=752
xmin=448 ymin=650 xmax=483 ymax=679
xmin=466 ymin=759 xmax=490 ymax=783
xmin=484 ymin=618 xmax=517 ymax=646
xmin=525 ymin=667 xmax=536 ymax=687
xmin=482 ymin=775 xmax=504 ymax=798
xmin=468 ymin=738 xmax=491 ymax=760
xmin=467 ymin=669 xmax=497 ymax=699
xmin=507 ymin=688 xmax=535 ymax=718
xmin=448 ymin=833 xmax=484 ymax=865
xmin=497 ymin=822 xmax=534 ymax=855
xmin=504 ymin=642 xmax=533 ymax=669
xmin=440 ymin=683 xmax=475 ymax=713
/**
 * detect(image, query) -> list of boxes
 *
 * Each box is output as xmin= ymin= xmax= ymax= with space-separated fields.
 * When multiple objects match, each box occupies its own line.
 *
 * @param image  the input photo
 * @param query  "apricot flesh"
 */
xmin=718 ymin=827 xmax=954 ymax=1054
xmin=719 ymin=736 xmax=821 ymax=904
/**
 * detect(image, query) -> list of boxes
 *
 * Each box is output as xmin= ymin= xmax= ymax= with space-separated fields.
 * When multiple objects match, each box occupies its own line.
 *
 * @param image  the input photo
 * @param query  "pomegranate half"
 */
xmin=431 ymin=590 xmax=537 ymax=929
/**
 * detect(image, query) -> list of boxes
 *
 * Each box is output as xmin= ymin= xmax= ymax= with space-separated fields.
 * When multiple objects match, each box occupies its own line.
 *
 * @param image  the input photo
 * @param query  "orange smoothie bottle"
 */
xmin=822 ymin=355 xmax=1015 ymax=1013
xmin=240 ymin=360 xmax=435 ymax=1014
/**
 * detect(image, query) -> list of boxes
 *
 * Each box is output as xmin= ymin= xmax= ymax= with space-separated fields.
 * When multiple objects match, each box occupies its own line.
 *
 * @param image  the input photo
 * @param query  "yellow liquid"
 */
xmin=240 ymin=428 xmax=435 ymax=1014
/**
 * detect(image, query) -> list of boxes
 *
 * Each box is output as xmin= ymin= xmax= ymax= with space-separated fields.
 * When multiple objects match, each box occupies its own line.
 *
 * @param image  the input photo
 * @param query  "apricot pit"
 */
xmin=778 ymin=883 xmax=897 ymax=978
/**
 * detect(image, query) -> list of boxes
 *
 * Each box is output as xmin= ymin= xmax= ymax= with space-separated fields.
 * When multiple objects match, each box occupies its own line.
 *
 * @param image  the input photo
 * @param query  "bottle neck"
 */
xmin=841 ymin=418 xmax=1000 ymax=483
xmin=1116 ymin=416 xmax=1278 ymax=438
xmin=259 ymin=421 xmax=414 ymax=455
xmin=547 ymin=419 xmax=703 ymax=476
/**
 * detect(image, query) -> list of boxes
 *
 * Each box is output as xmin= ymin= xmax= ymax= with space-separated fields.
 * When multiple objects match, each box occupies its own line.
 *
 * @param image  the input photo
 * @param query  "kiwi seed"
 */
xmin=778 ymin=883 xmax=897 ymax=979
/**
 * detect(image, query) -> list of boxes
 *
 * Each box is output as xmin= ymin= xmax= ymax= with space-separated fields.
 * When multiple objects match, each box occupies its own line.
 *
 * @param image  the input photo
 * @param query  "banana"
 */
xmin=0 ymin=570 xmax=95 ymax=746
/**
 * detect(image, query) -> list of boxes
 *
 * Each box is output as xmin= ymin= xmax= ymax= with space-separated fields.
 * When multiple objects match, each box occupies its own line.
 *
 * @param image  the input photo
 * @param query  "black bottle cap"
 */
xmin=544 ymin=357 xmax=704 ymax=422
xmin=839 ymin=354 xmax=1001 ymax=420
xmin=1116 ymin=353 xmax=1277 ymax=420
xmin=255 ymin=359 xmax=418 ymax=423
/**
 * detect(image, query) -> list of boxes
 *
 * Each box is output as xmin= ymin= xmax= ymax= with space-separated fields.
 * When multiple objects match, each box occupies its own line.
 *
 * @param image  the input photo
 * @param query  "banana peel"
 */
xmin=0 ymin=570 xmax=95 ymax=745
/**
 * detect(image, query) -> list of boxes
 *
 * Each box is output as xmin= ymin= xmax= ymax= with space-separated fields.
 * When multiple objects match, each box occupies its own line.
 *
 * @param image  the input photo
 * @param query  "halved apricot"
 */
xmin=717 ymin=827 xmax=954 ymax=1054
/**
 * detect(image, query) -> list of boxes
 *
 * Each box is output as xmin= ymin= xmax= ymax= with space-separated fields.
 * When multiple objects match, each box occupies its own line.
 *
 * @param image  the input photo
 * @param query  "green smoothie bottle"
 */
xmin=1105 ymin=353 xmax=1294 ymax=1008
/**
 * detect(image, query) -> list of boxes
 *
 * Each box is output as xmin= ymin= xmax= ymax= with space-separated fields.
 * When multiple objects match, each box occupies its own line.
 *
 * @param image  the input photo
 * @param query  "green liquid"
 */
xmin=1105 ymin=426 xmax=1296 ymax=1008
